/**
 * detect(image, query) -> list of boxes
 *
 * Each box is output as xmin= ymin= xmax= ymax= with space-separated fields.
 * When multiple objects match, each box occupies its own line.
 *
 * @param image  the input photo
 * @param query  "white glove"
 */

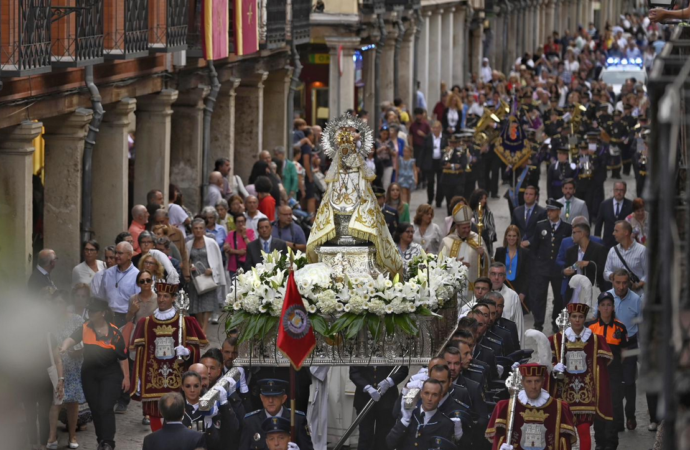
xmin=511 ymin=362 xmax=520 ymax=371
xmin=405 ymin=378 xmax=424 ymax=392
xmin=378 ymin=377 xmax=394 ymax=395
xmin=500 ymin=444 xmax=514 ymax=450
xmin=497 ymin=365 xmax=505 ymax=378
xmin=553 ymin=363 xmax=566 ymax=374
xmin=410 ymin=368 xmax=428 ymax=382
xmin=288 ymin=442 xmax=300 ymax=450
xmin=215 ymin=386 xmax=228 ymax=405
xmin=175 ymin=345 xmax=190 ymax=357
xmin=400 ymin=401 xmax=413 ymax=425
xmin=451 ymin=418 xmax=463 ymax=439
xmin=225 ymin=377 xmax=237 ymax=394
xmin=364 ymin=385 xmax=381 ymax=402
xmin=238 ymin=368 xmax=249 ymax=394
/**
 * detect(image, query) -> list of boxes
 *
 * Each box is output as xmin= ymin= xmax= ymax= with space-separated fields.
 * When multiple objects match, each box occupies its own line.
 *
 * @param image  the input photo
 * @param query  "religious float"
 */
xmin=224 ymin=113 xmax=469 ymax=366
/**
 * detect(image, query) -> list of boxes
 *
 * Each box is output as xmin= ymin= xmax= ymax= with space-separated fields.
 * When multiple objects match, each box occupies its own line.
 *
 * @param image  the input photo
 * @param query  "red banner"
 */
xmin=276 ymin=271 xmax=316 ymax=370
xmin=201 ymin=0 xmax=230 ymax=60
xmin=234 ymin=0 xmax=259 ymax=56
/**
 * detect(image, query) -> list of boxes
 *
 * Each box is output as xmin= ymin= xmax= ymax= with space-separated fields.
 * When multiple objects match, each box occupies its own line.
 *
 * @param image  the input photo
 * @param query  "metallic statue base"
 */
xmin=234 ymin=297 xmax=459 ymax=367
xmin=315 ymin=245 xmax=383 ymax=278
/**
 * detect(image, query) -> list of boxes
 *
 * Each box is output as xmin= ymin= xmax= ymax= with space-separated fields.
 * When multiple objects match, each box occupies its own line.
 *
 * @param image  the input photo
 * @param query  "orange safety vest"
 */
xmin=588 ymin=318 xmax=627 ymax=347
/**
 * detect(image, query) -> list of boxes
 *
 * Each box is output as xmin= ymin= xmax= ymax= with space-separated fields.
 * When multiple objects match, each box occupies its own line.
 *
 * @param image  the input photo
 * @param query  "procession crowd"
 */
xmin=20 ymin=8 xmax=665 ymax=450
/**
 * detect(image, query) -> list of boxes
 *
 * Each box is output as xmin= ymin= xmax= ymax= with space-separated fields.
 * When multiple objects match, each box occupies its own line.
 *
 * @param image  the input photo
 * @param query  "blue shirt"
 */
xmin=505 ymin=251 xmax=518 ymax=282
xmin=207 ymin=226 xmax=227 ymax=249
xmin=96 ymin=264 xmax=140 ymax=314
xmin=272 ymin=222 xmax=306 ymax=245
xmin=556 ymin=236 xmax=604 ymax=296
xmin=608 ymin=288 xmax=642 ymax=338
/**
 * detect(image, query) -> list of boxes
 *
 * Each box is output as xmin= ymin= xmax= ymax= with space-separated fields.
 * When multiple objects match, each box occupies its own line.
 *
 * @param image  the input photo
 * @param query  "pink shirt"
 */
xmin=226 ymin=229 xmax=256 ymax=273
xmin=128 ymin=221 xmax=146 ymax=255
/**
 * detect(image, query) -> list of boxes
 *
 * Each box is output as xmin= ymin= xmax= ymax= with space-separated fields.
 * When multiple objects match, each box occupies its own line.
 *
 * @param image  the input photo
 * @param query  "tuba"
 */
xmin=476 ymin=108 xmax=501 ymax=145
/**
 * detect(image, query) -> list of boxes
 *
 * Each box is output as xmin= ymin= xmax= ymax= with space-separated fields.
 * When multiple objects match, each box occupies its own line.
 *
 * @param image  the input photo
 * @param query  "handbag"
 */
xmin=613 ymin=245 xmax=641 ymax=284
xmin=47 ymin=334 xmax=63 ymax=406
xmin=192 ymin=261 xmax=218 ymax=295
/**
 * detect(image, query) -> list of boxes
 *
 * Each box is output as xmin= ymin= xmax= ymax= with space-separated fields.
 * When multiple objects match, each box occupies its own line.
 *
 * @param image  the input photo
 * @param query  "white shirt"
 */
xmin=168 ymin=203 xmax=189 ymax=239
xmin=419 ymin=408 xmax=437 ymax=425
xmin=613 ymin=199 xmax=623 ymax=216
xmin=447 ymin=109 xmax=459 ymax=129
xmin=72 ymin=260 xmax=107 ymax=287
xmin=577 ymin=246 xmax=585 ymax=275
xmin=432 ymin=134 xmax=442 ymax=160
xmin=245 ymin=211 xmax=268 ymax=234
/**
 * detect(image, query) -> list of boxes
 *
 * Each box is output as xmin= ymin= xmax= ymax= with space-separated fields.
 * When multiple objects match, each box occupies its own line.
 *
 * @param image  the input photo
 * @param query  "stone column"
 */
xmin=170 ymin=87 xmax=209 ymax=215
xmin=234 ymin=72 xmax=268 ymax=181
xmin=470 ymin=22 xmax=484 ymax=80
xmin=43 ymin=108 xmax=93 ymax=288
xmin=545 ymin=0 xmax=555 ymax=37
xmin=417 ymin=12 xmax=431 ymax=109
xmin=399 ymin=24 xmax=415 ymax=111
xmin=263 ymin=68 xmax=292 ymax=153
xmin=381 ymin=22 xmax=398 ymax=103
xmin=428 ymin=9 xmax=443 ymax=112
xmin=0 ymin=121 xmax=42 ymax=283
xmin=507 ymin=10 xmax=517 ymax=73
xmin=362 ymin=47 xmax=377 ymax=118
xmin=325 ymin=36 xmax=360 ymax=120
xmin=210 ymin=78 xmax=241 ymax=180
xmin=134 ymin=89 xmax=178 ymax=206
xmin=442 ymin=8 xmax=454 ymax=89
xmin=453 ymin=8 xmax=466 ymax=86
xmin=92 ymin=98 xmax=136 ymax=245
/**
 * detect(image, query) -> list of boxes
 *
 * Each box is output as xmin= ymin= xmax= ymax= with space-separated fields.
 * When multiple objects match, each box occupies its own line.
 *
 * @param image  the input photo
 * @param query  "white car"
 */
xmin=599 ymin=60 xmax=647 ymax=96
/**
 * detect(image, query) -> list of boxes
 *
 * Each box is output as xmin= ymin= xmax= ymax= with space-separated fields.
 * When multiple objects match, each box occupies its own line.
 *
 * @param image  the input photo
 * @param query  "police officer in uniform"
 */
xmin=438 ymin=133 xmax=468 ymax=209
xmin=349 ymin=365 xmax=410 ymax=450
xmin=528 ymin=199 xmax=573 ymax=332
xmin=240 ymin=379 xmax=314 ymax=450
xmin=546 ymin=147 xmax=577 ymax=201
xmin=634 ymin=125 xmax=649 ymax=198
xmin=621 ymin=104 xmax=637 ymax=176
xmin=261 ymin=416 xmax=296 ymax=450
xmin=578 ymin=130 xmax=607 ymax=220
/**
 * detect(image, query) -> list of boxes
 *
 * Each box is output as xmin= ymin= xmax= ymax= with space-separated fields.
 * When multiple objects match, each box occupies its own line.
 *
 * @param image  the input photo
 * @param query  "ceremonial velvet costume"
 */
xmin=486 ymin=364 xmax=577 ymax=450
xmin=486 ymin=390 xmax=577 ymax=450
xmin=548 ymin=328 xmax=613 ymax=423
xmin=131 ymin=310 xmax=207 ymax=420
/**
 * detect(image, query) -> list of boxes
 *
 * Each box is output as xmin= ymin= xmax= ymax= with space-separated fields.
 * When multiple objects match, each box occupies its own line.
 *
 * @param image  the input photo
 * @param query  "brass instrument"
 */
xmin=555 ymin=308 xmax=570 ymax=381
xmin=442 ymin=146 xmax=453 ymax=163
xmin=579 ymin=154 xmax=593 ymax=178
xmin=475 ymin=108 xmax=501 ymax=146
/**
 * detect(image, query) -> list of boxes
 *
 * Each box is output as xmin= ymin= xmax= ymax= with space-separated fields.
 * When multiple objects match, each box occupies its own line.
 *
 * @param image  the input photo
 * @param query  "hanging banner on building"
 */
xmin=202 ymin=0 xmax=230 ymax=60
xmin=234 ymin=0 xmax=259 ymax=56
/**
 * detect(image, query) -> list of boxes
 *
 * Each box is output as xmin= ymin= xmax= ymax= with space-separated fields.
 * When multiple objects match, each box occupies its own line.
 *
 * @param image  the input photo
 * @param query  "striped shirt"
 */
xmin=604 ymin=241 xmax=647 ymax=293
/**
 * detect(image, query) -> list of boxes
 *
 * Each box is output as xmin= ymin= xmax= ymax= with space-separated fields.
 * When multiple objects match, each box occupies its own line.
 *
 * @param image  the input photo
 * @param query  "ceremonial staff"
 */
xmin=555 ymin=308 xmax=570 ymax=380
xmin=505 ymin=369 xmax=522 ymax=448
xmin=176 ymin=290 xmax=191 ymax=364
xmin=477 ymin=203 xmax=484 ymax=276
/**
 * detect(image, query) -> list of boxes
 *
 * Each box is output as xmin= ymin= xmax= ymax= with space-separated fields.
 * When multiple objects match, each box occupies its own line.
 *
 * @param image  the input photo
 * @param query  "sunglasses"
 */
xmin=138 ymin=278 xmax=153 ymax=285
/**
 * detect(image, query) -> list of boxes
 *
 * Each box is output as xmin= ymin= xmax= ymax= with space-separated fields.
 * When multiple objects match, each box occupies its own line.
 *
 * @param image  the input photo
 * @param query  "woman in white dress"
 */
xmin=71 ymin=240 xmax=106 ymax=287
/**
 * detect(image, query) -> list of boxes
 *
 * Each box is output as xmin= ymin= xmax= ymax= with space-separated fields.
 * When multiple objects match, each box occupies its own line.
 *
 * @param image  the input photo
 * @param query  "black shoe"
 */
xmin=436 ymin=203 xmax=443 ymax=209
xmin=114 ymin=403 xmax=127 ymax=414
xmin=142 ymin=416 xmax=151 ymax=426
xmin=491 ymin=194 xmax=500 ymax=199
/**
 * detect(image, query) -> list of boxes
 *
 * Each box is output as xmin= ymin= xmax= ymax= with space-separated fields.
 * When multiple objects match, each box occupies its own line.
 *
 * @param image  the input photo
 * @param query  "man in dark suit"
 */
xmin=385 ymin=379 xmax=455 ymax=450
xmin=595 ymin=181 xmax=633 ymax=250
xmin=28 ymin=249 xmax=58 ymax=292
xmin=510 ymin=186 xmax=547 ymax=247
xmin=420 ymin=121 xmax=448 ymax=206
xmin=529 ymin=199 xmax=573 ymax=332
xmin=142 ymin=392 xmax=206 ymax=450
xmin=555 ymin=215 xmax=607 ymax=297
xmin=563 ymin=222 xmax=607 ymax=297
xmin=374 ymin=186 xmax=399 ymax=236
xmin=349 ymin=365 xmax=410 ymax=450
xmin=244 ymin=218 xmax=288 ymax=271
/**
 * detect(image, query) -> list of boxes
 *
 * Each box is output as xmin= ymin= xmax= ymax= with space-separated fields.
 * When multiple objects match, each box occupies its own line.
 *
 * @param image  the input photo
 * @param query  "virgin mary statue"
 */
xmin=306 ymin=114 xmax=403 ymax=276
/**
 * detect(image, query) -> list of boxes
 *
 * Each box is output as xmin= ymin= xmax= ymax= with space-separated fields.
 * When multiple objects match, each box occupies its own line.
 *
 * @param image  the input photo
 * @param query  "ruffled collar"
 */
xmin=565 ymin=327 xmax=592 ymax=343
xmin=154 ymin=307 xmax=176 ymax=321
xmin=518 ymin=389 xmax=550 ymax=407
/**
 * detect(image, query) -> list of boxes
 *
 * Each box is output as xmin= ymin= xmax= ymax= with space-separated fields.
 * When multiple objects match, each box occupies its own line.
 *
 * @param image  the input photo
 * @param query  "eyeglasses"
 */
xmin=84 ymin=248 xmax=97 ymax=253
xmin=140 ymin=240 xmax=154 ymax=245
xmin=138 ymin=278 xmax=153 ymax=285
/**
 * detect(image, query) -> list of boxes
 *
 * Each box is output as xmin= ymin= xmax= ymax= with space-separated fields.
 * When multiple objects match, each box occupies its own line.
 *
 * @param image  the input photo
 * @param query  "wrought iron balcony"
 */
xmin=360 ymin=0 xmax=385 ymax=15
xmin=292 ymin=0 xmax=310 ymax=45
xmin=385 ymin=0 xmax=407 ymax=11
xmin=51 ymin=0 xmax=105 ymax=67
xmin=264 ymin=0 xmax=286 ymax=50
xmin=104 ymin=0 xmax=149 ymax=59
xmin=0 ymin=0 xmax=53 ymax=77
xmin=149 ymin=0 xmax=187 ymax=53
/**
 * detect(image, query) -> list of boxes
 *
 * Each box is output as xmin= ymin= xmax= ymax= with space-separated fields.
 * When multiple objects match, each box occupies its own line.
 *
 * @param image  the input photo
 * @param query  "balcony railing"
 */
xmin=385 ymin=0 xmax=406 ymax=11
xmin=292 ymin=0 xmax=310 ymax=45
xmin=51 ymin=0 xmax=105 ymax=67
xmin=0 ymin=0 xmax=53 ymax=77
xmin=149 ymin=0 xmax=187 ymax=53
xmin=264 ymin=0 xmax=286 ymax=50
xmin=361 ymin=0 xmax=385 ymax=15
xmin=104 ymin=0 xmax=149 ymax=59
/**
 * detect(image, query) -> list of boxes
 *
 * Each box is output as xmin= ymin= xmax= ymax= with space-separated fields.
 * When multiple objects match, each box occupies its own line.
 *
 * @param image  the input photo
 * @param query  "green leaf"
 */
xmin=401 ymin=314 xmax=419 ymax=336
xmin=416 ymin=306 xmax=441 ymax=317
xmin=310 ymin=314 xmax=330 ymax=337
xmin=366 ymin=315 xmax=382 ymax=340
xmin=238 ymin=315 xmax=258 ymax=344
xmin=260 ymin=316 xmax=279 ymax=339
xmin=330 ymin=313 xmax=358 ymax=334
xmin=345 ymin=315 xmax=366 ymax=340
xmin=384 ymin=315 xmax=396 ymax=335
xmin=226 ymin=311 xmax=247 ymax=332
